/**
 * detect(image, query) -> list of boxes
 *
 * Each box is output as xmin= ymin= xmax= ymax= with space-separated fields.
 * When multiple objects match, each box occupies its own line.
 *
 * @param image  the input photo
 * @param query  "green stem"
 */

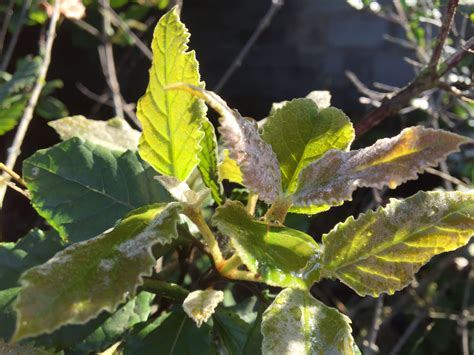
xmin=183 ymin=206 xmax=224 ymax=267
xmin=141 ymin=279 xmax=189 ymax=302
xmin=219 ymin=254 xmax=242 ymax=276
xmin=246 ymin=193 xmax=259 ymax=215
xmin=264 ymin=197 xmax=292 ymax=224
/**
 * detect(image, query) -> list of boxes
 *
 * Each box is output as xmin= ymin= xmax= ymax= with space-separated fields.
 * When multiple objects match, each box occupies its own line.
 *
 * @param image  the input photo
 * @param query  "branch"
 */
xmin=0 ymin=0 xmax=61 ymax=207
xmin=0 ymin=0 xmax=15 ymax=58
xmin=213 ymin=0 xmax=284 ymax=93
xmin=0 ymin=0 xmax=32 ymax=71
xmin=428 ymin=0 xmax=459 ymax=70
xmin=355 ymin=36 xmax=473 ymax=136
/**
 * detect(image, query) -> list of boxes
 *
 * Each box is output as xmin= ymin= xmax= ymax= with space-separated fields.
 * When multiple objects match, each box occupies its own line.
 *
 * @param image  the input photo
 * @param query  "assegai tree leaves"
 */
xmin=13 ymin=203 xmax=181 ymax=341
xmin=137 ymin=7 xmax=206 ymax=181
xmin=212 ymin=201 xmax=322 ymax=288
xmin=322 ymin=191 xmax=474 ymax=296
xmin=262 ymin=288 xmax=355 ymax=355
xmin=293 ymin=126 xmax=471 ymax=208
xmin=23 ymin=138 xmax=171 ymax=243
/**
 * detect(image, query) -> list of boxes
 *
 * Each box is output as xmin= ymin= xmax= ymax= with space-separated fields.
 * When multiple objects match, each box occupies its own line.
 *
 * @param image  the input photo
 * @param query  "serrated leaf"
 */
xmin=218 ymin=149 xmax=243 ymax=184
xmin=212 ymin=201 xmax=322 ymax=288
xmin=168 ymin=84 xmax=282 ymax=204
xmin=262 ymin=98 xmax=354 ymax=195
xmin=213 ymin=308 xmax=251 ymax=355
xmin=13 ymin=203 xmax=181 ymax=341
xmin=23 ymin=138 xmax=171 ymax=243
xmin=49 ymin=116 xmax=140 ymax=152
xmin=322 ymin=191 xmax=474 ymax=296
xmin=75 ymin=292 xmax=154 ymax=353
xmin=0 ymin=229 xmax=64 ymax=291
xmin=183 ymin=289 xmax=224 ymax=327
xmin=262 ymin=288 xmax=355 ymax=355
xmin=123 ymin=309 xmax=213 ymax=355
xmin=137 ymin=7 xmax=206 ymax=181
xmin=157 ymin=175 xmax=209 ymax=207
xmin=198 ymin=119 xmax=224 ymax=204
xmin=293 ymin=126 xmax=472 ymax=208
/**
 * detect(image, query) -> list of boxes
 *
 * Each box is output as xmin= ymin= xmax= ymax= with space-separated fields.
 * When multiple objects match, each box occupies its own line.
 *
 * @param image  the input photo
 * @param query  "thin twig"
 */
xmin=389 ymin=310 xmax=427 ymax=355
xmin=428 ymin=0 xmax=459 ymax=70
xmin=425 ymin=167 xmax=468 ymax=187
xmin=72 ymin=18 xmax=101 ymax=38
xmin=0 ymin=0 xmax=61 ymax=207
xmin=0 ymin=177 xmax=30 ymax=199
xmin=365 ymin=296 xmax=384 ymax=355
xmin=0 ymin=0 xmax=32 ymax=71
xmin=98 ymin=0 xmax=125 ymax=120
xmin=460 ymin=267 xmax=473 ymax=355
xmin=0 ymin=0 xmax=15 ymax=58
xmin=213 ymin=0 xmax=284 ymax=93
xmin=0 ymin=163 xmax=26 ymax=186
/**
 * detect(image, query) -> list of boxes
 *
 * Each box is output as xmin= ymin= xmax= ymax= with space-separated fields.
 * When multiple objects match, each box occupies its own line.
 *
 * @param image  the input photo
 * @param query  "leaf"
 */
xmin=212 ymin=201 xmax=322 ymax=288
xmin=262 ymin=288 xmax=355 ymax=355
xmin=213 ymin=308 xmax=251 ymax=355
xmin=305 ymin=90 xmax=332 ymax=109
xmin=322 ymin=191 xmax=474 ymax=296
xmin=218 ymin=149 xmax=243 ymax=184
xmin=168 ymin=84 xmax=282 ymax=204
xmin=293 ymin=126 xmax=472 ymax=208
xmin=262 ymin=98 xmax=354 ymax=195
xmin=182 ymin=289 xmax=224 ymax=327
xmin=0 ymin=340 xmax=50 ymax=355
xmin=198 ymin=119 xmax=224 ymax=204
xmin=243 ymin=310 xmax=263 ymax=355
xmin=49 ymin=116 xmax=140 ymax=152
xmin=0 ymin=288 xmax=19 ymax=341
xmin=0 ymin=94 xmax=27 ymax=135
xmin=13 ymin=203 xmax=181 ymax=341
xmin=0 ymin=57 xmax=40 ymax=102
xmin=137 ymin=7 xmax=206 ymax=181
xmin=157 ymin=175 xmax=209 ymax=207
xmin=0 ymin=229 xmax=64 ymax=291
xmin=74 ymin=292 xmax=154 ymax=353
xmin=123 ymin=309 xmax=213 ymax=355
xmin=36 ymin=96 xmax=68 ymax=120
xmin=23 ymin=138 xmax=171 ymax=243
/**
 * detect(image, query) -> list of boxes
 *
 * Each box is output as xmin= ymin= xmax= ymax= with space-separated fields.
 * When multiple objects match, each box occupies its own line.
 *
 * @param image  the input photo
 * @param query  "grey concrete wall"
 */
xmin=183 ymin=0 xmax=415 ymax=118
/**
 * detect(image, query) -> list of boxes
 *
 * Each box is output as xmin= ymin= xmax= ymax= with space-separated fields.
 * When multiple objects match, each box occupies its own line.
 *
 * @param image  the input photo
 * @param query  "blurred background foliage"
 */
xmin=0 ymin=0 xmax=473 ymax=353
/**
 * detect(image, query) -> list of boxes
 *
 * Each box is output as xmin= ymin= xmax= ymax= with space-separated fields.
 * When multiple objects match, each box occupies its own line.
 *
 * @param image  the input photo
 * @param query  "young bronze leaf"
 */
xmin=322 ymin=191 xmax=474 ymax=296
xmin=212 ymin=201 xmax=321 ymax=288
xmin=198 ymin=119 xmax=224 ymax=204
xmin=49 ymin=116 xmax=140 ymax=152
xmin=137 ymin=7 xmax=206 ymax=181
xmin=293 ymin=126 xmax=472 ymax=208
xmin=262 ymin=98 xmax=354 ymax=194
xmin=168 ymin=84 xmax=282 ymax=204
xmin=262 ymin=288 xmax=355 ymax=355
xmin=13 ymin=203 xmax=181 ymax=341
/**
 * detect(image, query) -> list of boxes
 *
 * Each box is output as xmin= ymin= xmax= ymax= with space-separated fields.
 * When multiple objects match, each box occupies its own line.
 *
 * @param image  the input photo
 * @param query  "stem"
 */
xmin=183 ymin=206 xmax=224 ymax=266
xmin=140 ymin=278 xmax=189 ymax=302
xmin=0 ymin=163 xmax=26 ymax=187
xmin=264 ymin=197 xmax=292 ymax=224
xmin=225 ymin=269 xmax=261 ymax=283
xmin=219 ymin=254 xmax=242 ymax=276
xmin=246 ymin=193 xmax=258 ymax=215
xmin=0 ymin=0 xmax=61 ymax=207
xmin=0 ymin=0 xmax=15 ymax=58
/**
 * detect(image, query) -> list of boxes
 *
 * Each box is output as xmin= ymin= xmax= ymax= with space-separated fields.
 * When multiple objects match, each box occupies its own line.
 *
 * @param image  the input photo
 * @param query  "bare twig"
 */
xmin=425 ymin=167 xmax=468 ymax=187
xmin=1 ymin=0 xmax=32 ymax=71
xmin=460 ymin=267 xmax=473 ymax=355
xmin=0 ymin=0 xmax=61 ymax=207
xmin=98 ymin=0 xmax=125 ymax=120
xmin=0 ymin=0 xmax=15 ymax=58
xmin=428 ymin=0 xmax=459 ymax=70
xmin=213 ymin=0 xmax=284 ymax=93
xmin=365 ymin=296 xmax=384 ymax=355
xmin=389 ymin=310 xmax=427 ymax=355
xmin=0 ymin=163 xmax=26 ymax=187
xmin=0 ymin=177 xmax=30 ymax=199
xmin=72 ymin=18 xmax=101 ymax=38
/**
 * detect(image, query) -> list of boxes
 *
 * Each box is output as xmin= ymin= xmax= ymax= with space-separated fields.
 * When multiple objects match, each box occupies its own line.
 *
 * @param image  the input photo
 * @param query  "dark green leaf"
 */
xmin=213 ymin=308 xmax=251 ymax=355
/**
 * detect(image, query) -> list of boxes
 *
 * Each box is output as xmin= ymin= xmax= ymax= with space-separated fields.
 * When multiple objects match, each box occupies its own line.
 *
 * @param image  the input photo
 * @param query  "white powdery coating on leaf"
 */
xmin=182 ymin=290 xmax=224 ymax=328
xmin=306 ymin=90 xmax=331 ymax=109
xmin=156 ymin=175 xmax=209 ymax=206
xmin=293 ymin=126 xmax=472 ymax=207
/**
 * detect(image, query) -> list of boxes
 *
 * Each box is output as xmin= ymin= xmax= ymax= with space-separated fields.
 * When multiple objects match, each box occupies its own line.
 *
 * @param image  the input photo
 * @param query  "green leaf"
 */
xmin=243 ymin=310 xmax=263 ymax=355
xmin=212 ymin=201 xmax=322 ymax=288
xmin=262 ymin=288 xmax=355 ymax=355
xmin=183 ymin=289 xmax=224 ymax=327
xmin=262 ymin=99 xmax=354 ymax=194
xmin=13 ymin=203 xmax=181 ymax=341
xmin=293 ymin=126 xmax=472 ymax=209
xmin=49 ymin=116 xmax=140 ymax=152
xmin=0 ymin=340 xmax=50 ymax=355
xmin=0 ymin=94 xmax=27 ymax=135
xmin=169 ymin=84 xmax=282 ymax=204
xmin=23 ymin=138 xmax=171 ymax=243
xmin=0 ymin=229 xmax=64 ymax=291
xmin=137 ymin=7 xmax=206 ymax=181
xmin=123 ymin=309 xmax=214 ymax=355
xmin=0 ymin=288 xmax=19 ymax=341
xmin=36 ymin=96 xmax=68 ymax=120
xmin=75 ymin=292 xmax=154 ymax=353
xmin=213 ymin=308 xmax=251 ymax=355
xmin=218 ymin=149 xmax=243 ymax=185
xmin=322 ymin=191 xmax=474 ymax=296
xmin=198 ymin=119 xmax=224 ymax=204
